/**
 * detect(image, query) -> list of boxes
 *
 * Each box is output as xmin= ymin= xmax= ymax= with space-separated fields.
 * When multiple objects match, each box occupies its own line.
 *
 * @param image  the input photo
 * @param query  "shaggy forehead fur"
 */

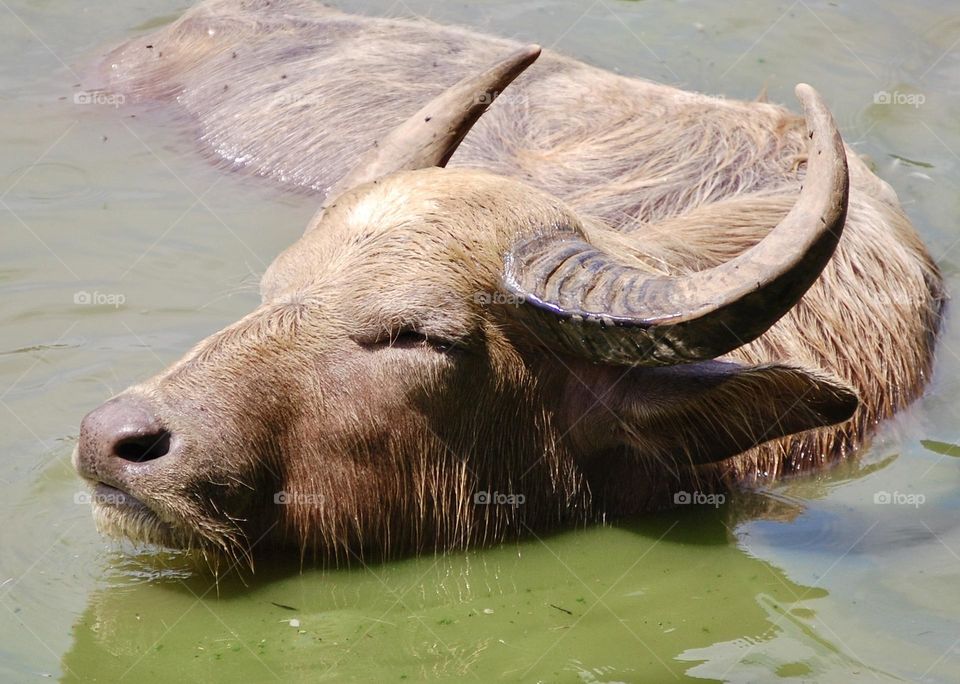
xmin=82 ymin=0 xmax=945 ymax=563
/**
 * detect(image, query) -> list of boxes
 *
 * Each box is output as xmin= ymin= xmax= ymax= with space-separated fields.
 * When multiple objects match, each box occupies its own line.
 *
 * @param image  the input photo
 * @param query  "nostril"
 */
xmin=114 ymin=431 xmax=172 ymax=463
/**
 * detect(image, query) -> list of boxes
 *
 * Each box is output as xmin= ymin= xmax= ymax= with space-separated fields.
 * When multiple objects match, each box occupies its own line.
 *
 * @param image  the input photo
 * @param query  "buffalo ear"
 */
xmin=568 ymin=360 xmax=858 ymax=466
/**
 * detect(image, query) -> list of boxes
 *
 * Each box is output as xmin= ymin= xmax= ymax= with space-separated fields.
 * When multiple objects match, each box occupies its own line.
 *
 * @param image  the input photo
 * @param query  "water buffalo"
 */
xmin=75 ymin=0 xmax=944 ymax=565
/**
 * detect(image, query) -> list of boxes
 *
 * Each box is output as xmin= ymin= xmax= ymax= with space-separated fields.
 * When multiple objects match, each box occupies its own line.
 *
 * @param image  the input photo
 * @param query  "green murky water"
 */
xmin=2 ymin=0 xmax=960 ymax=681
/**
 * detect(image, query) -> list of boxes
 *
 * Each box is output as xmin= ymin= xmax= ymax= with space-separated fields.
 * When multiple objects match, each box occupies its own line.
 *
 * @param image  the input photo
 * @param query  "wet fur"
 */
xmin=87 ymin=0 xmax=945 ymax=564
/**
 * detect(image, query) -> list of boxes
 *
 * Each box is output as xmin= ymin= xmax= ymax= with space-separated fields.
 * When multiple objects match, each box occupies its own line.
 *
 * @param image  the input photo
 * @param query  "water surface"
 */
xmin=2 ymin=0 xmax=960 ymax=681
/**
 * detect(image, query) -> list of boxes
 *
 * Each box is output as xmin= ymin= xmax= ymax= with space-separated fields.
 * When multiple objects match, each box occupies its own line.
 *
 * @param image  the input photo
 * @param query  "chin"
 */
xmin=83 ymin=482 xmax=258 ymax=574
xmin=86 ymin=482 xmax=191 ymax=550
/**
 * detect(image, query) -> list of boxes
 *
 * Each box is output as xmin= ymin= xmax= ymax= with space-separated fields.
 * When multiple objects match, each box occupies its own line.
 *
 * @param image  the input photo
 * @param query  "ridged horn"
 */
xmin=502 ymin=84 xmax=849 ymax=366
xmin=325 ymin=44 xmax=542 ymax=202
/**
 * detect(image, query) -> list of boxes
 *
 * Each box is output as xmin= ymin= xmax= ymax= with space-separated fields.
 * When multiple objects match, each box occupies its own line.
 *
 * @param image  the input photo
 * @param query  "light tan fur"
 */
xmin=79 ymin=0 xmax=944 ymax=564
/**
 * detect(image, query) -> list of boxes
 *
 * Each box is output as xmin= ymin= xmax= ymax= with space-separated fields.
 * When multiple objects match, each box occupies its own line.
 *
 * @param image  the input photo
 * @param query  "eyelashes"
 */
xmin=389 ymin=329 xmax=457 ymax=353
xmin=363 ymin=328 xmax=459 ymax=353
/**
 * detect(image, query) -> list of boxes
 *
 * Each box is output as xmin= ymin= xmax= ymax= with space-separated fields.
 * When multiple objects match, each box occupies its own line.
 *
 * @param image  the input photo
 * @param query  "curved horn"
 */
xmin=503 ymin=84 xmax=849 ymax=366
xmin=325 ymin=44 xmax=542 ymax=202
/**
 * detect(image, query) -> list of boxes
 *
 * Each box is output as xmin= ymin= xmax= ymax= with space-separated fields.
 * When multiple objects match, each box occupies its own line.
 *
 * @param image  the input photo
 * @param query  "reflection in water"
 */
xmin=58 ymin=454 xmax=917 ymax=682
xmin=922 ymin=440 xmax=960 ymax=459
xmin=680 ymin=593 xmax=899 ymax=682
xmin=62 ymin=509 xmax=829 ymax=682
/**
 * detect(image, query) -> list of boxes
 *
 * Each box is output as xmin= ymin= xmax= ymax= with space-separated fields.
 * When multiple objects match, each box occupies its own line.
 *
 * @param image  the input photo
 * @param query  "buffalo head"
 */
xmin=75 ymin=46 xmax=857 ymax=564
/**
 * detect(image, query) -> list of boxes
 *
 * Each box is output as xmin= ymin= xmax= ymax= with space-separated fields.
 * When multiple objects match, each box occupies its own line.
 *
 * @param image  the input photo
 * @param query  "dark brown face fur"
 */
xmin=75 ymin=172 xmax=597 ymax=562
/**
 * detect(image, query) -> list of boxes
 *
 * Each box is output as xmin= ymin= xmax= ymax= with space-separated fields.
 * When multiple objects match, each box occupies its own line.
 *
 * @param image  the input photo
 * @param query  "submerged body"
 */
xmin=75 ymin=0 xmax=943 ymax=562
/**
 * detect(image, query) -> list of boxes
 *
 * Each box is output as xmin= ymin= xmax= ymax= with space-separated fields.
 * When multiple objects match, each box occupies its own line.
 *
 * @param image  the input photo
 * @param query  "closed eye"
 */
xmin=361 ymin=328 xmax=460 ymax=353
xmin=389 ymin=329 xmax=430 ymax=346
xmin=391 ymin=329 xmax=457 ymax=352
